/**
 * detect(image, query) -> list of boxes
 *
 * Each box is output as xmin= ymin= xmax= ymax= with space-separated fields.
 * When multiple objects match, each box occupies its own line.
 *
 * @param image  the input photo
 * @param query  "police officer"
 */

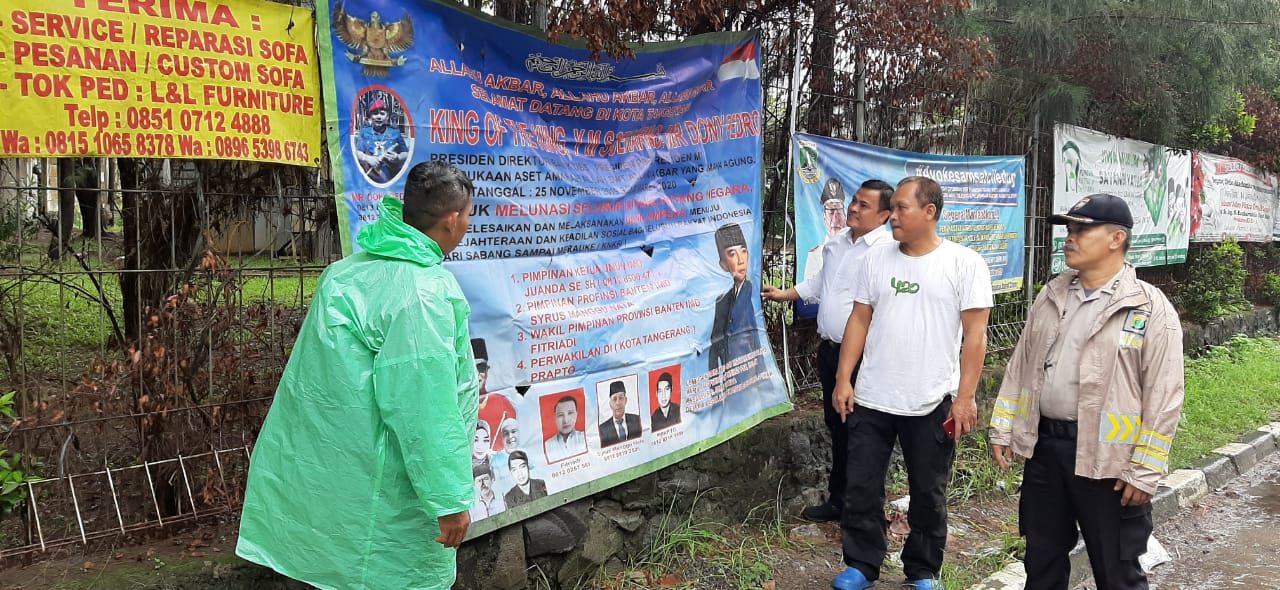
xmin=990 ymin=194 xmax=1185 ymax=590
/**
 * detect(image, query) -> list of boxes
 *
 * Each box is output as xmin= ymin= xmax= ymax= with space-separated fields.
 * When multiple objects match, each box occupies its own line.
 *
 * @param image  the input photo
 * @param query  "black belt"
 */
xmin=820 ymin=338 xmax=841 ymax=349
xmin=1039 ymin=417 xmax=1078 ymax=439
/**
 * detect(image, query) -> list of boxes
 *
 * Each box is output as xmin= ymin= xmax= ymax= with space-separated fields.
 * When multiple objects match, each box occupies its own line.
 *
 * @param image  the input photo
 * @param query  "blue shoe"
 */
xmin=832 ymin=567 xmax=873 ymax=590
xmin=905 ymin=579 xmax=941 ymax=590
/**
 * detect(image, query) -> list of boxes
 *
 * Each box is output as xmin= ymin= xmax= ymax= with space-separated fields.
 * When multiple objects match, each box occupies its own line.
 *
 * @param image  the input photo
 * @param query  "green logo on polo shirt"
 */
xmin=890 ymin=277 xmax=920 ymax=295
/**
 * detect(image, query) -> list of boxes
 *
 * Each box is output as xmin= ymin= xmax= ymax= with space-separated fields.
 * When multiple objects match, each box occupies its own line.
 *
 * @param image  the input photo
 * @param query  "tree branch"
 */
xmin=976 ymin=14 xmax=1274 ymax=26
xmin=1066 ymin=14 xmax=1271 ymax=26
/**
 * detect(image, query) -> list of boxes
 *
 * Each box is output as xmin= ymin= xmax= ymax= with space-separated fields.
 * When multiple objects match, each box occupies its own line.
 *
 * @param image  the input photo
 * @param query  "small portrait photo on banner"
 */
xmin=501 ymin=449 xmax=547 ymax=509
xmin=349 ymin=85 xmax=415 ymax=187
xmin=595 ymin=375 xmax=642 ymax=449
xmin=469 ymin=459 xmax=506 ymax=521
xmin=648 ymin=365 xmax=683 ymax=432
xmin=540 ymin=388 xmax=588 ymax=464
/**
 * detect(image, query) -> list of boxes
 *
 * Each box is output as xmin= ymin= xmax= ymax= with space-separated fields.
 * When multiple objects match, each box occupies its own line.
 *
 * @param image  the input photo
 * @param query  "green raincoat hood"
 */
xmin=356 ymin=197 xmax=444 ymax=266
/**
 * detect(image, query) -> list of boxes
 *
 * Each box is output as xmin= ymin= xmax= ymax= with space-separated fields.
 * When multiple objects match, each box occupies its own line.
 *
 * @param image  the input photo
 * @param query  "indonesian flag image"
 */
xmin=718 ymin=40 xmax=761 ymax=82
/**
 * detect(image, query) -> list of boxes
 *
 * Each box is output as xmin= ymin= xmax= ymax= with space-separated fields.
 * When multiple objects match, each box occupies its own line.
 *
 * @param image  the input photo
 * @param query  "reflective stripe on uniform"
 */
xmin=990 ymin=396 xmax=1023 ymax=432
xmin=1098 ymin=412 xmax=1143 ymax=444
xmin=1137 ymin=429 xmax=1173 ymax=453
xmin=1131 ymin=447 xmax=1168 ymax=472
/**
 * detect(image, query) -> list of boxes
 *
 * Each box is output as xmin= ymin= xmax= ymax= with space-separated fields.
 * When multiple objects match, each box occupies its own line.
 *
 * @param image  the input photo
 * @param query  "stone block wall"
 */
xmin=454 ymin=411 xmax=830 ymax=589
xmin=1182 ymin=307 xmax=1279 ymax=353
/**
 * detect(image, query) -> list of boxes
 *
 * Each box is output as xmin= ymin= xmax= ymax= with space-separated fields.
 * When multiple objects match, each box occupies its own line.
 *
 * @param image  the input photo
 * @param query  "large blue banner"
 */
xmin=792 ymin=134 xmax=1026 ymax=317
xmin=317 ymin=0 xmax=790 ymax=536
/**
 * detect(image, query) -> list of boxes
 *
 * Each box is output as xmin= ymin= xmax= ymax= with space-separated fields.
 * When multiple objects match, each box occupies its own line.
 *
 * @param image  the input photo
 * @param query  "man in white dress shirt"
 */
xmin=762 ymin=179 xmax=894 ymax=522
xmin=543 ymin=395 xmax=587 ymax=463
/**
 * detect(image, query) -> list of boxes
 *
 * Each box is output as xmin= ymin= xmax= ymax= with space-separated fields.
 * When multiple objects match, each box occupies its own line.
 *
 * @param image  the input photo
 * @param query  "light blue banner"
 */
xmin=792 ymin=134 xmax=1026 ymax=317
xmin=318 ymin=0 xmax=790 ymax=536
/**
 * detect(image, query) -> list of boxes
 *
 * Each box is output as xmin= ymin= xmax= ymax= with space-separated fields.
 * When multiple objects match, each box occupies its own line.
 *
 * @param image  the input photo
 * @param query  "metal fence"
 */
xmin=0 ymin=159 xmax=337 ymax=560
xmin=774 ymin=28 xmax=1055 ymax=384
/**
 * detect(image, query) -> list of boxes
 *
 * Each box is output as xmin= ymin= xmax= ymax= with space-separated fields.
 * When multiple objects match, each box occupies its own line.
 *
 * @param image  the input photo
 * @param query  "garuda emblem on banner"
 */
xmin=333 ymin=0 xmax=415 ymax=77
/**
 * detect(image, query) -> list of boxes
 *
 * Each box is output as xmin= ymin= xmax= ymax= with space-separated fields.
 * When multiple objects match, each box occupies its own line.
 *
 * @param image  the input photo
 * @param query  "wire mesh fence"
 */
xmin=0 ymin=158 xmax=335 ymax=560
xmin=780 ymin=29 xmax=1053 ymax=378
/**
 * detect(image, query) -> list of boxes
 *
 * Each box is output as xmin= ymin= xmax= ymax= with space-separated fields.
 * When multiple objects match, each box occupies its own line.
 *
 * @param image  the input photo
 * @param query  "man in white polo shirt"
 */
xmin=829 ymin=176 xmax=993 ymax=590
xmin=762 ymin=179 xmax=894 ymax=522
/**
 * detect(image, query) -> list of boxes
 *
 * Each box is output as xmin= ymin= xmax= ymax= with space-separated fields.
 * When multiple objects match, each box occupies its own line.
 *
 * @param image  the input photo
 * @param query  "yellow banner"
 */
xmin=0 ymin=0 xmax=321 ymax=166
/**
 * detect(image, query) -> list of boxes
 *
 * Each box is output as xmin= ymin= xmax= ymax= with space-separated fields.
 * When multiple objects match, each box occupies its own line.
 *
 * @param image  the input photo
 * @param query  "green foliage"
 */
xmin=1263 ymin=272 xmax=1280 ymax=307
xmin=949 ymin=431 xmax=1023 ymax=504
xmin=0 ymin=205 xmax=37 ymax=260
xmin=971 ymin=0 xmax=1280 ymax=146
xmin=1175 ymin=336 xmax=1280 ymax=468
xmin=1178 ymin=238 xmax=1251 ymax=323
xmin=0 ymin=391 xmax=27 ymax=516
xmin=1189 ymin=93 xmax=1258 ymax=147
xmin=0 ymin=255 xmax=318 ymax=383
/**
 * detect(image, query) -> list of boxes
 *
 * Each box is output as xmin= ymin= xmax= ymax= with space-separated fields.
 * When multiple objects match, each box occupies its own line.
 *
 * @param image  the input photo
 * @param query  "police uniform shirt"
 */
xmin=1039 ymin=271 xmax=1122 ymax=421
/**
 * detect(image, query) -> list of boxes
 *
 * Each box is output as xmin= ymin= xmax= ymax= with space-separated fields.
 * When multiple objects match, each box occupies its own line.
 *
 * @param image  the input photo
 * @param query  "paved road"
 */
xmin=1141 ymin=449 xmax=1280 ymax=588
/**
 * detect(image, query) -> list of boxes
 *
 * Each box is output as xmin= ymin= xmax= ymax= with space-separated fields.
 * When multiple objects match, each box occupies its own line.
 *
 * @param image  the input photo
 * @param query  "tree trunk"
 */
xmin=804 ymin=0 xmax=838 ymax=136
xmin=119 ymin=159 xmax=141 ymax=342
xmin=495 ymin=0 xmax=530 ymax=25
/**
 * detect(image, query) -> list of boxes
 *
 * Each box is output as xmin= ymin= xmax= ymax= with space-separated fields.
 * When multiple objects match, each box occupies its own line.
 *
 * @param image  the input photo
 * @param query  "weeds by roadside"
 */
xmin=592 ymin=490 xmax=802 ymax=590
xmin=1174 ymin=335 xmax=1280 ymax=468
xmin=940 ymin=526 xmax=1024 ymax=589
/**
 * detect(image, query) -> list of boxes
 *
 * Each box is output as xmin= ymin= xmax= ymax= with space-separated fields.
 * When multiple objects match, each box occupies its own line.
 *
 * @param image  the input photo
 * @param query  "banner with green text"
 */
xmin=1052 ymin=124 xmax=1190 ymax=272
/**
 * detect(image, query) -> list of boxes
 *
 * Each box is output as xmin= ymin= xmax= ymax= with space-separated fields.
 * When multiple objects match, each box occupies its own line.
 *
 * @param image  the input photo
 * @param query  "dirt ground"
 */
xmin=2 ymin=519 xmax=244 ymax=590
xmin=4 ymin=495 xmax=1019 ymax=590
xmin=767 ymin=494 xmax=1019 ymax=590
xmin=5 ymin=388 xmax=1020 ymax=589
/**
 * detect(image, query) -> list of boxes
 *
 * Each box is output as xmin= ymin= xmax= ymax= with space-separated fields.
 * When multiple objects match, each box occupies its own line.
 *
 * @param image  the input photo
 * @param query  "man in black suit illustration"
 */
xmin=709 ymin=222 xmax=760 ymax=372
xmin=598 ymin=380 xmax=642 ymax=448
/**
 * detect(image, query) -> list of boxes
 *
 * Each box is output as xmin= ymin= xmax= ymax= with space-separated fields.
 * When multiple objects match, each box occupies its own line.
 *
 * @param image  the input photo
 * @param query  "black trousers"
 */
xmin=816 ymin=339 xmax=857 ymax=508
xmin=1022 ymin=419 xmax=1152 ymax=590
xmin=840 ymin=398 xmax=954 ymax=581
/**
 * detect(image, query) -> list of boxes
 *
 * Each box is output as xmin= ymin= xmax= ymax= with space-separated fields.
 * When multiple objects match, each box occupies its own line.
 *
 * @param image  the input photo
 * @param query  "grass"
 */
xmin=934 ymin=427 xmax=1024 ymax=588
xmin=595 ymin=493 xmax=798 ymax=590
xmin=615 ymin=338 xmax=1280 ymax=589
xmin=948 ymin=432 xmax=1022 ymax=505
xmin=939 ymin=527 xmax=1025 ymax=589
xmin=1 ymin=272 xmax=124 ymax=379
xmin=592 ymin=432 xmax=1024 ymax=590
xmin=1172 ymin=335 xmax=1280 ymax=469
xmin=0 ymin=258 xmax=321 ymax=384
xmin=235 ymin=272 xmax=321 ymax=306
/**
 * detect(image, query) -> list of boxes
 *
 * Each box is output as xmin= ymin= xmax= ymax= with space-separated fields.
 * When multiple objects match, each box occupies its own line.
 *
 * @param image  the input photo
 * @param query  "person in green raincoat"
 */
xmin=237 ymin=161 xmax=479 ymax=590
